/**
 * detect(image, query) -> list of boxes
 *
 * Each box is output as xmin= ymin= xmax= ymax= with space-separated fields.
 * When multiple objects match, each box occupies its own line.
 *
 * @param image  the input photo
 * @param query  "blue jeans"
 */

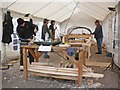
xmin=96 ymin=38 xmax=103 ymax=53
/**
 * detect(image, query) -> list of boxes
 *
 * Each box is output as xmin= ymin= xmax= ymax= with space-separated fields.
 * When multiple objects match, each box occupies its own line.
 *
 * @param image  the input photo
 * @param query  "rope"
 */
xmin=6 ymin=0 xmax=18 ymax=9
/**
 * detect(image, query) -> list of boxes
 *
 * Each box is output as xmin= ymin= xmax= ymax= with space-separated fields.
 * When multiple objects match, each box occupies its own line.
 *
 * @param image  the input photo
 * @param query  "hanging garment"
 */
xmin=2 ymin=11 xmax=13 ymax=44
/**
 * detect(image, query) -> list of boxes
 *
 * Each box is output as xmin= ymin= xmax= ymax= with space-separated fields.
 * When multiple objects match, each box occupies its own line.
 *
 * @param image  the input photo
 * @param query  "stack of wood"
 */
xmin=28 ymin=62 xmax=104 ymax=81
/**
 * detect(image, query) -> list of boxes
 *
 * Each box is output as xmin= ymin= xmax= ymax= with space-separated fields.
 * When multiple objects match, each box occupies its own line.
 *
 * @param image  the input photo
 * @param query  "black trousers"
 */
xmin=20 ymin=42 xmax=34 ymax=66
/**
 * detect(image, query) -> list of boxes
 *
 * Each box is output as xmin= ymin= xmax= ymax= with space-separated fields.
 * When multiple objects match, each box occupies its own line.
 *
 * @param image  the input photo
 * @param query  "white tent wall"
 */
xmin=102 ymin=12 xmax=115 ymax=53
xmin=0 ymin=7 xmax=2 ymax=89
xmin=0 ymin=8 xmax=5 ymax=64
xmin=102 ymin=3 xmax=120 ymax=68
xmin=60 ymin=11 xmax=96 ymax=35
xmin=113 ymin=2 xmax=120 ymax=68
xmin=118 ymin=2 xmax=120 ymax=68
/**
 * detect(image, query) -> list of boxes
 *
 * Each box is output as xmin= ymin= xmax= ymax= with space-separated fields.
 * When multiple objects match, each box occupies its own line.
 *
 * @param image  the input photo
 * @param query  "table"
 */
xmin=21 ymin=45 xmax=85 ymax=86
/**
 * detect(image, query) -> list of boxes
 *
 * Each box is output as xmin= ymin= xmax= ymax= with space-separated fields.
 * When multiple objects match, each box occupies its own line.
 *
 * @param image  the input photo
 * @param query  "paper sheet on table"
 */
xmin=38 ymin=46 xmax=52 ymax=52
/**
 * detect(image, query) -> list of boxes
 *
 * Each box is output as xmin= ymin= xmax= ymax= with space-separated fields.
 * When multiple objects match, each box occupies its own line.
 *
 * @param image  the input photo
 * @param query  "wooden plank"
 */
xmin=31 ymin=62 xmax=53 ymax=66
xmin=21 ymin=45 xmax=39 ymax=49
xmin=68 ymin=37 xmax=91 ymax=45
xmin=63 ymin=34 xmax=92 ymax=43
xmin=86 ymin=37 xmax=92 ymax=44
xmin=34 ymin=48 xmax=43 ymax=62
xmin=28 ymin=49 xmax=38 ymax=60
xmin=69 ymin=40 xmax=85 ymax=43
xmin=70 ymin=44 xmax=82 ymax=47
xmin=28 ymin=66 xmax=77 ymax=74
xmin=86 ymin=61 xmax=111 ymax=67
xmin=82 ymin=72 xmax=104 ymax=78
xmin=70 ymin=43 xmax=91 ymax=47
xmin=78 ymin=51 xmax=83 ymax=86
xmin=83 ymin=51 xmax=86 ymax=65
xmin=28 ymin=65 xmax=93 ymax=73
xmin=66 ymin=34 xmax=91 ymax=39
xmin=28 ymin=68 xmax=104 ymax=78
xmin=30 ymin=63 xmax=93 ymax=72
xmin=23 ymin=48 xmax=28 ymax=80
xmin=28 ymin=49 xmax=43 ymax=62
xmin=28 ymin=68 xmax=77 ymax=76
xmin=83 ymin=65 xmax=93 ymax=72
xmin=29 ymin=71 xmax=77 ymax=80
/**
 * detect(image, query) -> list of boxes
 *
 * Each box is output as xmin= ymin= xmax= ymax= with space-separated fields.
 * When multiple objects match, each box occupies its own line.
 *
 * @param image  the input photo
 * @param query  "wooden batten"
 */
xmin=29 ymin=64 xmax=93 ymax=72
xmin=28 ymin=67 xmax=104 ymax=79
xmin=86 ymin=61 xmax=112 ymax=67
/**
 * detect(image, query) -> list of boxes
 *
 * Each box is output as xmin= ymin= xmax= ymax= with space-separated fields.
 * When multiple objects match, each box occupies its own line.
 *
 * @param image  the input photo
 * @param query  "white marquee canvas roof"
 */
xmin=0 ymin=0 xmax=119 ymax=22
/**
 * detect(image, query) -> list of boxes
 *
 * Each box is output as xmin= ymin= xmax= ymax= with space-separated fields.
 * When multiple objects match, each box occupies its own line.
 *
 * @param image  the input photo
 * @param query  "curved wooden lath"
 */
xmin=67 ymin=26 xmax=92 ymax=35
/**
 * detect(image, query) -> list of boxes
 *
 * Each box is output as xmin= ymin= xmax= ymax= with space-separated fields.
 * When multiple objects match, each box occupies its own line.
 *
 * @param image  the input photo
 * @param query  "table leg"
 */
xmin=77 ymin=51 xmax=83 ymax=86
xmin=23 ymin=48 xmax=28 ymax=80
xmin=83 ymin=51 xmax=86 ymax=66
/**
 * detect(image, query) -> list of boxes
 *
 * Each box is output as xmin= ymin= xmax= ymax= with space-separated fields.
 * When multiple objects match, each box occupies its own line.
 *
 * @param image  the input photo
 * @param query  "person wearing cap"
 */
xmin=16 ymin=18 xmax=35 ymax=70
xmin=41 ymin=18 xmax=51 ymax=58
xmin=92 ymin=20 xmax=103 ymax=54
xmin=49 ymin=20 xmax=57 ymax=40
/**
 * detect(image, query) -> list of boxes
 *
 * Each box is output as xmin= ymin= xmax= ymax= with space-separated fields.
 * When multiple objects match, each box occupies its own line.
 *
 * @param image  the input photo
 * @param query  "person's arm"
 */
xmin=92 ymin=30 xmax=96 ymax=35
xmin=41 ymin=25 xmax=46 ymax=41
xmin=32 ymin=24 xmax=39 ymax=36
xmin=92 ymin=27 xmax=99 ymax=35
xmin=46 ymin=26 xmax=51 ymax=38
xmin=49 ymin=25 xmax=52 ymax=30
xmin=32 ymin=24 xmax=37 ymax=36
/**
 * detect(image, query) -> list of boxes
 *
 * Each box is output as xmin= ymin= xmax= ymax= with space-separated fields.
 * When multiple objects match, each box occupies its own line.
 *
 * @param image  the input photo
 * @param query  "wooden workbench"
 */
xmin=21 ymin=44 xmax=104 ymax=86
xmin=21 ymin=45 xmax=84 ymax=86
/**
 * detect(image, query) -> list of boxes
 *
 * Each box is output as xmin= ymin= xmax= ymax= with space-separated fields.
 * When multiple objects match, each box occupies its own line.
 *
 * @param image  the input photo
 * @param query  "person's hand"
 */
xmin=27 ymin=39 xmax=32 ymax=41
xmin=91 ymin=33 xmax=94 ymax=35
xmin=34 ymin=28 xmax=38 ymax=33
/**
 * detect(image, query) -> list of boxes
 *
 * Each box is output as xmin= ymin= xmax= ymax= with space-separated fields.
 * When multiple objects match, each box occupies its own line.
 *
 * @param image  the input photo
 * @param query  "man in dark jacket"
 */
xmin=16 ymin=18 xmax=34 ymax=70
xmin=93 ymin=20 xmax=103 ymax=54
